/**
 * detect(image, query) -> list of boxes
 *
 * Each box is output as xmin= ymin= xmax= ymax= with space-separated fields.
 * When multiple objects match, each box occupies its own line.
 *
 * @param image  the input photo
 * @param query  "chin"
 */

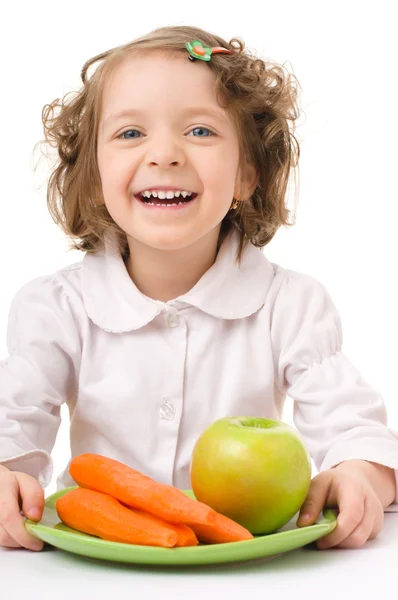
xmin=127 ymin=230 xmax=202 ymax=252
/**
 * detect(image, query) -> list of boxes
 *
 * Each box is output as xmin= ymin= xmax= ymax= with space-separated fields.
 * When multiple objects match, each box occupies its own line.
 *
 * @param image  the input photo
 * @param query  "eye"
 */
xmin=116 ymin=127 xmax=215 ymax=140
xmin=188 ymin=127 xmax=214 ymax=137
xmin=118 ymin=129 xmax=142 ymax=139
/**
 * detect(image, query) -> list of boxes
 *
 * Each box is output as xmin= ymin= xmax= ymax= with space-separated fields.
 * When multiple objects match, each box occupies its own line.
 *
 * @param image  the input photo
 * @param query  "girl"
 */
xmin=0 ymin=25 xmax=397 ymax=554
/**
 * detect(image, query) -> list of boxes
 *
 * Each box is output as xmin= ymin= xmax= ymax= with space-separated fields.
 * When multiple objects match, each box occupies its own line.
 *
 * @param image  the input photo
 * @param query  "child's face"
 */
xmin=97 ymin=51 xmax=254 ymax=252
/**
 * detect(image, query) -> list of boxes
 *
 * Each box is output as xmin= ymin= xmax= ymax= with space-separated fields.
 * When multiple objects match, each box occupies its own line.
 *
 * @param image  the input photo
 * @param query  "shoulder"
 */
xmin=5 ymin=261 xmax=87 ymax=360
xmin=267 ymin=263 xmax=337 ymax=314
xmin=266 ymin=263 xmax=342 ymax=358
xmin=265 ymin=263 xmax=342 ymax=348
xmin=9 ymin=259 xmax=86 ymax=322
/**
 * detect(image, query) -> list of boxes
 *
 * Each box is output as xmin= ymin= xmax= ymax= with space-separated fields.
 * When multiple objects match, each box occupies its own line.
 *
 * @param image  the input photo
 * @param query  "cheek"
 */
xmin=197 ymin=146 xmax=238 ymax=185
xmin=98 ymin=149 xmax=134 ymax=195
xmin=205 ymin=156 xmax=238 ymax=197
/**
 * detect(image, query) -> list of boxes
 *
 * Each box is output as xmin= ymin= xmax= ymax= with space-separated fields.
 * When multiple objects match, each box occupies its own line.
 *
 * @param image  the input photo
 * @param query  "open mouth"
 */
xmin=135 ymin=192 xmax=198 ymax=207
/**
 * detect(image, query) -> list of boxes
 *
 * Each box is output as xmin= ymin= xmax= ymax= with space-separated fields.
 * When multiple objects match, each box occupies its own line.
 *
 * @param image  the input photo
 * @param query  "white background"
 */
xmin=1 ymin=0 xmax=396 ymax=495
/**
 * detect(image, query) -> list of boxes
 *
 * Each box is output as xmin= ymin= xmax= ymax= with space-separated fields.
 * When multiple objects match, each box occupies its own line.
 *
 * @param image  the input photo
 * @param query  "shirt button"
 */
xmin=159 ymin=400 xmax=176 ymax=421
xmin=165 ymin=313 xmax=179 ymax=328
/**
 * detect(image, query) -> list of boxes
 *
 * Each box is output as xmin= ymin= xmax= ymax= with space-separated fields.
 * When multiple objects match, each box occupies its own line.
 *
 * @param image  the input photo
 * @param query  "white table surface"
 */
xmin=1 ymin=512 xmax=397 ymax=600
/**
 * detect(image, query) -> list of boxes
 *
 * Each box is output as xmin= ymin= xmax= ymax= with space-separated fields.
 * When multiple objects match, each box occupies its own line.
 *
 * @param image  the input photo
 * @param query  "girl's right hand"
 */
xmin=0 ymin=465 xmax=45 ymax=551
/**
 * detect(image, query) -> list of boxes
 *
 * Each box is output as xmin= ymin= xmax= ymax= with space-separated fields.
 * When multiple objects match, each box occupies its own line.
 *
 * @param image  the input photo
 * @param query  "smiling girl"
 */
xmin=0 ymin=25 xmax=397 ymax=553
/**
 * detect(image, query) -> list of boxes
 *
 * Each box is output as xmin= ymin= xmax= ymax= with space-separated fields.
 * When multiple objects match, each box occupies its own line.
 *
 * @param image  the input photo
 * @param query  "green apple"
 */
xmin=190 ymin=417 xmax=312 ymax=535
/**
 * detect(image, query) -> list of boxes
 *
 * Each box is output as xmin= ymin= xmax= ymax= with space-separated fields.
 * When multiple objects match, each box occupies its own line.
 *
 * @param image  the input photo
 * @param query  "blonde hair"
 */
xmin=39 ymin=25 xmax=301 ymax=264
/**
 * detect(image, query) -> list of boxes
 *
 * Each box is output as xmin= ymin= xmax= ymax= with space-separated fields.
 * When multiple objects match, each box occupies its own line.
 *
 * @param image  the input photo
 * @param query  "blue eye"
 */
xmin=189 ymin=127 xmax=213 ymax=137
xmin=117 ymin=127 xmax=214 ymax=139
xmin=119 ymin=130 xmax=141 ymax=139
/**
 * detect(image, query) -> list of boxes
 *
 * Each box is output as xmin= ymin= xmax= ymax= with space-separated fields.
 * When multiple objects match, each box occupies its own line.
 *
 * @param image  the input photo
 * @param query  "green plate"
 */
xmin=25 ymin=486 xmax=337 ymax=566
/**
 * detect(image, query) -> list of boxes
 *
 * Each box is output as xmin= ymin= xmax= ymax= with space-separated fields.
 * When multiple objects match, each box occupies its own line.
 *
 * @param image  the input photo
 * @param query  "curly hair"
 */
xmin=38 ymin=25 xmax=302 ymax=264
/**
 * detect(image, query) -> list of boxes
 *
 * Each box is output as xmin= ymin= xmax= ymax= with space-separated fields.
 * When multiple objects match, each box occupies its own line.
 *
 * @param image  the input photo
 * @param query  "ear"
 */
xmin=234 ymin=162 xmax=259 ymax=201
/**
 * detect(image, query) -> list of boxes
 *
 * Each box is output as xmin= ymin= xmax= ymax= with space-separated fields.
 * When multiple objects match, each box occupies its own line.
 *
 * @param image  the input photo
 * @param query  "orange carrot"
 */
xmin=56 ymin=487 xmax=180 ymax=547
xmin=190 ymin=512 xmax=254 ymax=544
xmin=173 ymin=523 xmax=199 ymax=547
xmin=69 ymin=453 xmax=216 ymax=527
xmin=127 ymin=506 xmax=199 ymax=547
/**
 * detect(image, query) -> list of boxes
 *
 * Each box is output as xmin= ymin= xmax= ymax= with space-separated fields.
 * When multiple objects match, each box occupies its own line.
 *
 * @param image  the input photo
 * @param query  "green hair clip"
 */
xmin=186 ymin=40 xmax=233 ymax=62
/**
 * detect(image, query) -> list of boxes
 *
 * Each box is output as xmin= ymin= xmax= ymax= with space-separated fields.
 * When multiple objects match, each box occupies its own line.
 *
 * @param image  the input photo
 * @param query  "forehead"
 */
xmin=99 ymin=50 xmax=226 ymax=119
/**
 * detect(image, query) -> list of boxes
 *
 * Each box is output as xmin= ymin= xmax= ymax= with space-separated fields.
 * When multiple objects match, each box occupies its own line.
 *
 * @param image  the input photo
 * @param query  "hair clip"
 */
xmin=186 ymin=40 xmax=233 ymax=62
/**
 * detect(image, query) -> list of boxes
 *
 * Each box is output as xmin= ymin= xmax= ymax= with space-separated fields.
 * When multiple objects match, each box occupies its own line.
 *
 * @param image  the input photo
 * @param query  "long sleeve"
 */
xmin=271 ymin=270 xmax=398 ymax=510
xmin=0 ymin=275 xmax=81 ymax=487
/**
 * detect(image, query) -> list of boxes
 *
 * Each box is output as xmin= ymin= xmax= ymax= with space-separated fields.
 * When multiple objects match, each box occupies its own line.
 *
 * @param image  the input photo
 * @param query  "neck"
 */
xmin=125 ymin=228 xmax=227 ymax=302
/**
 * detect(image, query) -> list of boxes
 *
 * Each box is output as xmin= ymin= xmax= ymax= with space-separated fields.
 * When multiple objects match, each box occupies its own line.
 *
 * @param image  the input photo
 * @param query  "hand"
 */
xmin=0 ymin=465 xmax=45 ymax=551
xmin=296 ymin=461 xmax=385 ymax=549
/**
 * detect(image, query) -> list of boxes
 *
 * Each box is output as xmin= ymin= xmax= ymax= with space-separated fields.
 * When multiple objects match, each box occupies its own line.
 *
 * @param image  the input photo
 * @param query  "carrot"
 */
xmin=190 ymin=512 xmax=254 ymax=544
xmin=56 ymin=487 xmax=180 ymax=547
xmin=173 ymin=523 xmax=199 ymax=547
xmin=69 ymin=453 xmax=216 ymax=527
xmin=126 ymin=506 xmax=199 ymax=547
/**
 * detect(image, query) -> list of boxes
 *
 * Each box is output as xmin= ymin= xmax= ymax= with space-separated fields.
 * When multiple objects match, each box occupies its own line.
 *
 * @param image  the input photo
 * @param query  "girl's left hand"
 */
xmin=296 ymin=462 xmax=385 ymax=549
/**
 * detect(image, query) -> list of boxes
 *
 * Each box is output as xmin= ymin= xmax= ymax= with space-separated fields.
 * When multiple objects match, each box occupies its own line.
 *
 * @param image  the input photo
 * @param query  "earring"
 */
xmin=230 ymin=197 xmax=240 ymax=210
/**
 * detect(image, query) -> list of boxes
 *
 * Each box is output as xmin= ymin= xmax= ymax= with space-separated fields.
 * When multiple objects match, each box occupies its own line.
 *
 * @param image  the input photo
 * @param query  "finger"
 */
xmin=0 ymin=474 xmax=43 ymax=551
xmin=331 ymin=495 xmax=384 ymax=549
xmin=16 ymin=472 xmax=45 ymax=522
xmin=316 ymin=488 xmax=365 ymax=549
xmin=0 ymin=523 xmax=22 ymax=548
xmin=368 ymin=496 xmax=384 ymax=540
xmin=297 ymin=471 xmax=333 ymax=526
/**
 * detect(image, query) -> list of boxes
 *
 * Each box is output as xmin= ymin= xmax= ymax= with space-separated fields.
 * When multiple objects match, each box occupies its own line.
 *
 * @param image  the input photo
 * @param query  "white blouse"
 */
xmin=1 ymin=227 xmax=397 ymax=510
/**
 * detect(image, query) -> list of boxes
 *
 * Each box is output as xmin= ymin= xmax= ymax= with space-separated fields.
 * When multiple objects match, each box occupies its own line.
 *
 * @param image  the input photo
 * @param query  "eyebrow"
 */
xmin=103 ymin=107 xmax=229 ymax=128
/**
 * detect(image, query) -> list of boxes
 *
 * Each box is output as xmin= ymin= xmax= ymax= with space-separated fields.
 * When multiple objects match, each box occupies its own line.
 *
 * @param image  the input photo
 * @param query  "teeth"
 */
xmin=145 ymin=201 xmax=187 ymax=207
xmin=140 ymin=189 xmax=193 ymax=200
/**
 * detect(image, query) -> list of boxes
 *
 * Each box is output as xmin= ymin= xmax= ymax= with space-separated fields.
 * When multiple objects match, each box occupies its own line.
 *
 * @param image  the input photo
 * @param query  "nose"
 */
xmin=145 ymin=131 xmax=186 ymax=168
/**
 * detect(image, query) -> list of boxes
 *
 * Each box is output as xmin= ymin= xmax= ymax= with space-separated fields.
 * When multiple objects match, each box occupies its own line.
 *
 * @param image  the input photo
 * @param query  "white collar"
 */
xmin=81 ymin=228 xmax=275 ymax=332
